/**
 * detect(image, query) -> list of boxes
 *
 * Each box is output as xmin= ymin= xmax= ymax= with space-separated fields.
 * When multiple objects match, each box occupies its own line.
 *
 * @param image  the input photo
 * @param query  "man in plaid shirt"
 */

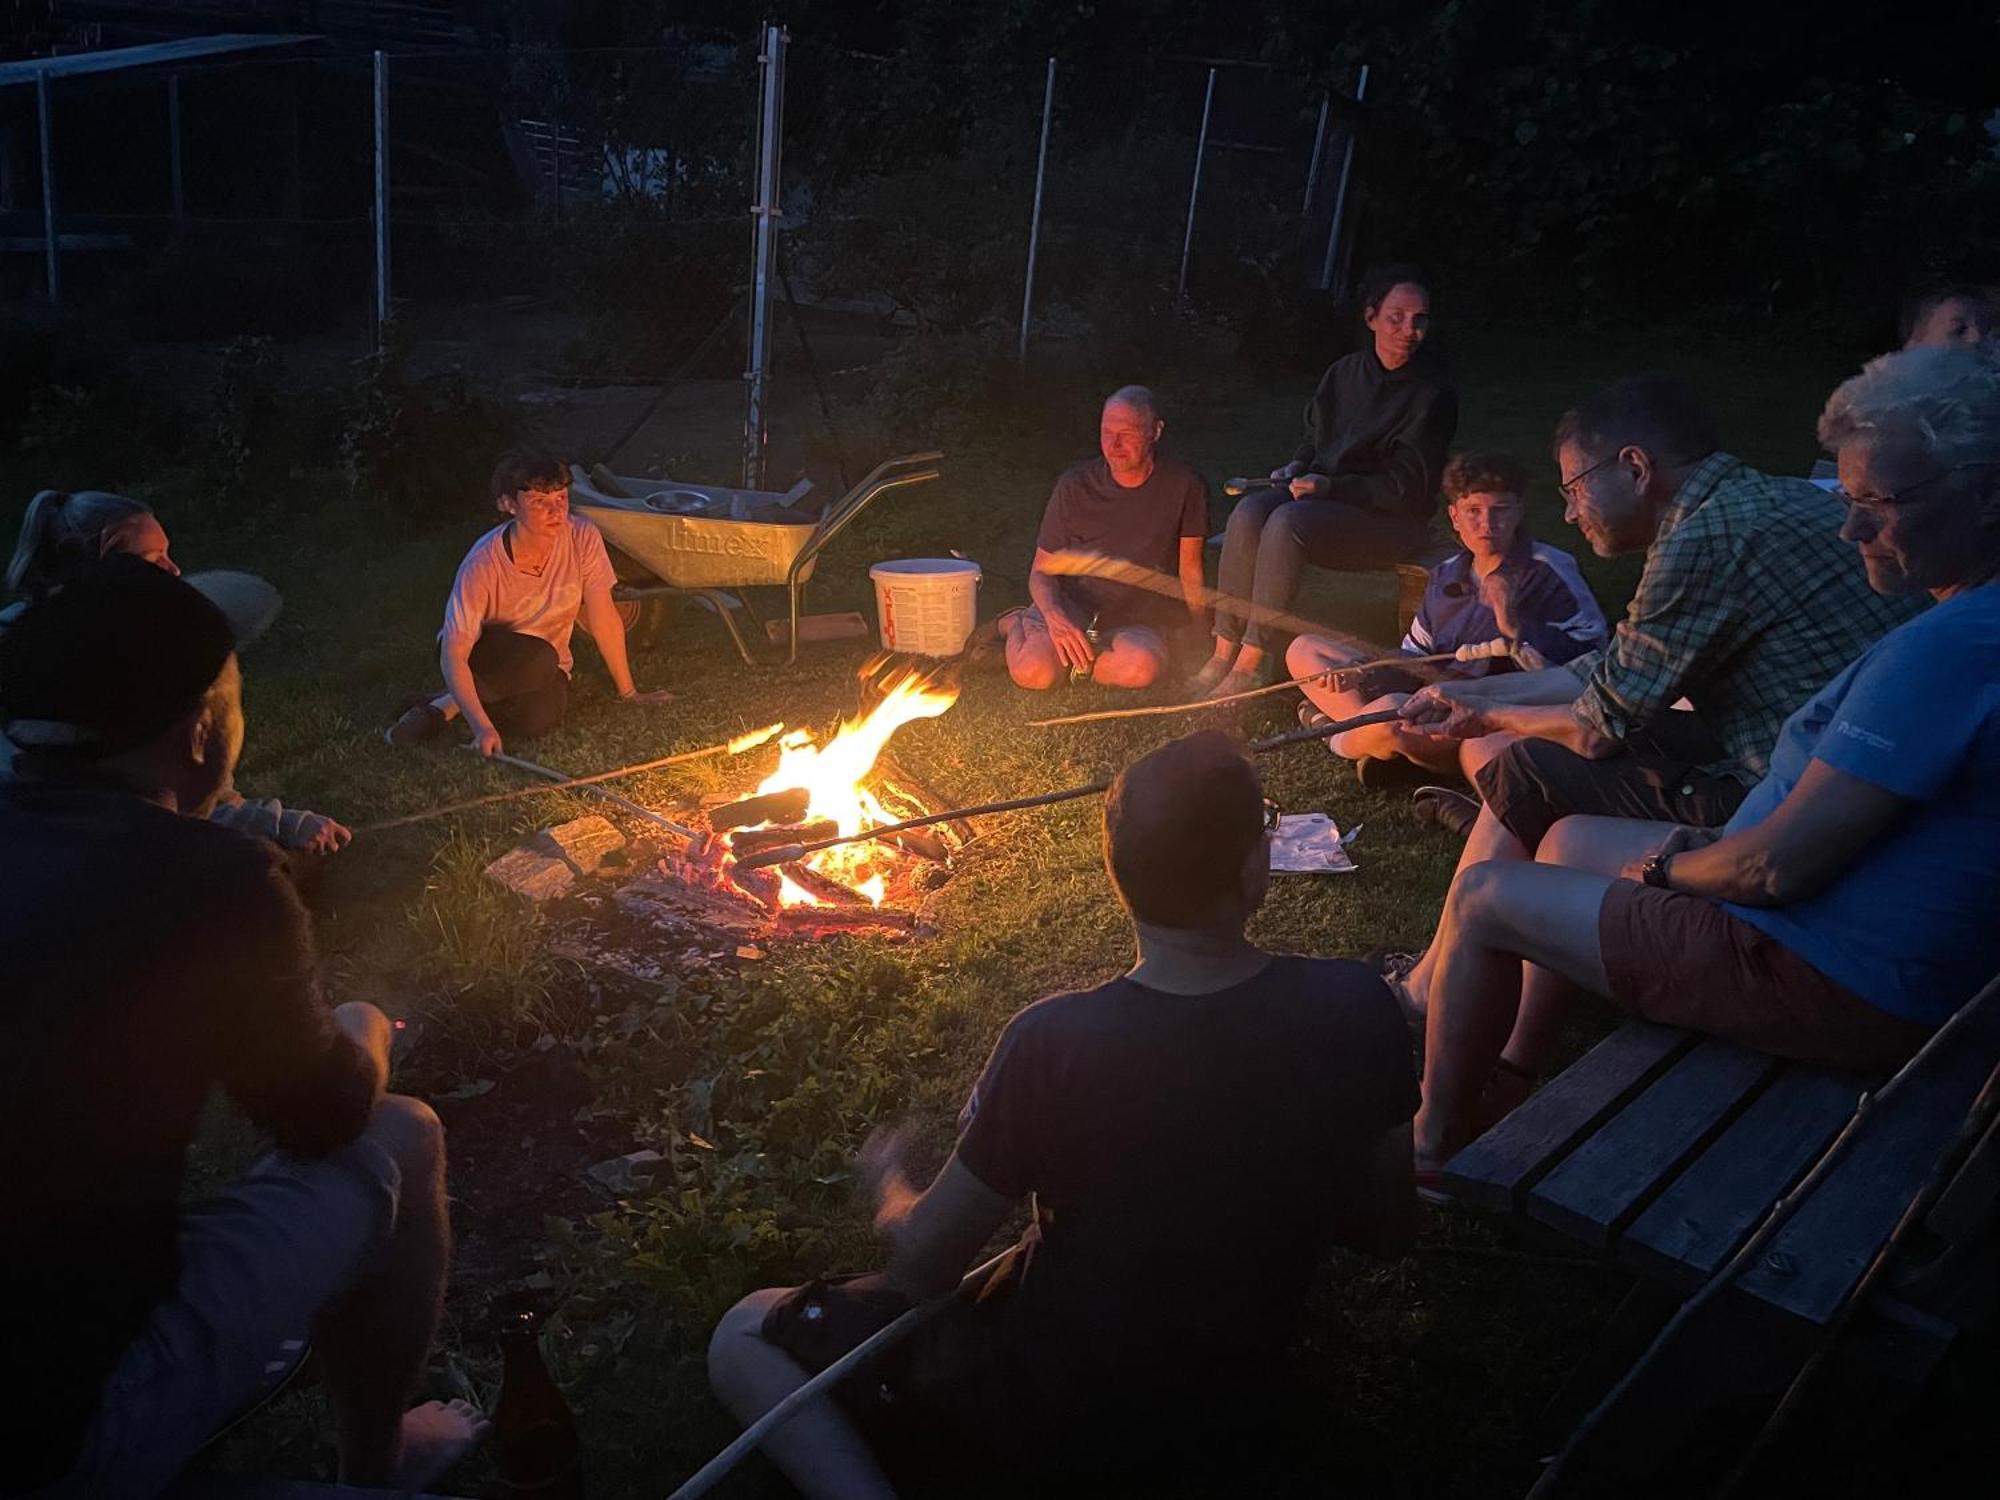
xmin=1384 ymin=373 xmax=1917 ymax=1019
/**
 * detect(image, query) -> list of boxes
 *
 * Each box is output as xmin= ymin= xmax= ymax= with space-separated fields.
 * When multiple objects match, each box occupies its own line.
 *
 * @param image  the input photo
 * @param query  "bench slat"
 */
xmin=1528 ymin=1038 xmax=1777 ymax=1248
xmin=1442 ymin=1021 xmax=1694 ymax=1212
xmin=1734 ymin=994 xmax=2000 ymax=1329
xmin=1620 ymin=1065 xmax=1861 ymax=1285
xmin=1924 ymin=1112 xmax=2000 ymax=1246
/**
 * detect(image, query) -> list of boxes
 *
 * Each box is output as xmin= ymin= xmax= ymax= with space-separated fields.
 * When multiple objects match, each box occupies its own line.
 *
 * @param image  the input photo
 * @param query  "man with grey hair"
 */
xmin=1003 ymin=385 xmax=1210 ymax=691
xmin=1406 ymin=343 xmax=2000 ymax=1181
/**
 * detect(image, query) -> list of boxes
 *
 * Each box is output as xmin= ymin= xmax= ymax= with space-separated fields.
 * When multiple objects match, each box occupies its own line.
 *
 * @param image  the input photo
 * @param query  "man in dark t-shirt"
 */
xmin=0 ymin=561 xmax=484 ymax=1496
xmin=707 ymin=731 xmax=1417 ymax=1495
xmin=1004 ymin=384 xmax=1210 ymax=691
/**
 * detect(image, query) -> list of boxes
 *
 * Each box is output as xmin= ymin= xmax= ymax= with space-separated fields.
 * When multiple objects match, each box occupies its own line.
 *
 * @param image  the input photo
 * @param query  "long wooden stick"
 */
xmin=358 ymin=724 xmax=785 ymax=834
xmin=476 ymin=749 xmax=701 ymax=840
xmin=1027 ymin=654 xmax=1462 ymax=727
xmin=732 ymin=709 xmax=1405 ymax=870
xmin=666 ymin=1245 xmax=1021 ymax=1500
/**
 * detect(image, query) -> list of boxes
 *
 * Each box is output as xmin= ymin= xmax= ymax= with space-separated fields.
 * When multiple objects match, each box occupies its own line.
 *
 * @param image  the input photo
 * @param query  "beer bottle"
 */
xmin=492 ymin=1309 xmax=583 ymax=1498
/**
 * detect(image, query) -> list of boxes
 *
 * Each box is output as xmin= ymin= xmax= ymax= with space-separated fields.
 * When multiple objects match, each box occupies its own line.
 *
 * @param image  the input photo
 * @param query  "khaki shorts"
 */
xmin=1011 ymin=607 xmax=1167 ymax=662
xmin=37 ymin=1138 xmax=402 ymax=1500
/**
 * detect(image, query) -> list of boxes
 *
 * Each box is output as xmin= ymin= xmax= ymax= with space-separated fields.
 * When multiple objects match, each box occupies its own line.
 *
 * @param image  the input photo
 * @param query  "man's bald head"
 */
xmin=1104 ymin=730 xmax=1269 ymax=929
xmin=1100 ymin=386 xmax=1164 ymax=482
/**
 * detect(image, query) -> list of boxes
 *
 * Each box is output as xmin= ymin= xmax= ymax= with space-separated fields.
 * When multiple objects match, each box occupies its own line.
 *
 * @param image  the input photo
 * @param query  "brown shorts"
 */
xmin=1598 ymin=882 xmax=1931 ymax=1073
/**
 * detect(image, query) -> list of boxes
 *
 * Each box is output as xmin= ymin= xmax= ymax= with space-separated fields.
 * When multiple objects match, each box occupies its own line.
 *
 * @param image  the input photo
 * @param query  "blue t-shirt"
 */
xmin=1721 ymin=583 xmax=2000 ymax=1024
xmin=1403 ymin=534 xmax=1607 ymax=669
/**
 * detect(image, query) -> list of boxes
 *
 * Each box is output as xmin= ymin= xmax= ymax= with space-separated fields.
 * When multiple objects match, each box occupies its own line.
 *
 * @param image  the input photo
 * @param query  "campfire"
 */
xmin=611 ymin=659 xmax=969 ymax=944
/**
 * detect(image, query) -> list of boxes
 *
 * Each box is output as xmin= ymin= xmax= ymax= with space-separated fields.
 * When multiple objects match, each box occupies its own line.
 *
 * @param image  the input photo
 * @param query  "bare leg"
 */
xmin=707 ymin=1290 xmax=899 ymax=1500
xmin=315 ymin=1094 xmax=477 ymax=1490
xmin=1415 ymin=861 xmax=1616 ymax=1167
xmin=1092 ymin=628 xmax=1167 ymax=689
xmin=1501 ymin=816 xmax=1679 ymax=1074
xmin=1003 ymin=612 xmax=1063 ymax=691
xmin=1403 ymin=801 xmax=1532 ymax=1013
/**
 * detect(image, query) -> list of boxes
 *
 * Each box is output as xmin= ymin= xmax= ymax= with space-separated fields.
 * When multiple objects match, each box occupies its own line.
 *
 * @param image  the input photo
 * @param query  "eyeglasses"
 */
xmin=1837 ymin=460 xmax=1999 ymax=515
xmin=1557 ymin=453 xmax=1617 ymax=501
xmin=1261 ymin=797 xmax=1282 ymax=832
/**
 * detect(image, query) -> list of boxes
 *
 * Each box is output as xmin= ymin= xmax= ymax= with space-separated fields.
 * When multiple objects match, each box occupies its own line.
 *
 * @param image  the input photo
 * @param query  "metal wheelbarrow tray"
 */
xmin=571 ymin=451 xmax=942 ymax=664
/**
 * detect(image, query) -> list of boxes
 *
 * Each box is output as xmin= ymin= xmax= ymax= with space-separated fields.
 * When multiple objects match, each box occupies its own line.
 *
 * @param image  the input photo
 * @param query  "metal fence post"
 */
xmin=744 ymin=23 xmax=786 ymax=490
xmin=1017 ymin=57 xmax=1056 ymax=368
xmin=1176 ymin=66 xmax=1216 ymax=306
xmin=1300 ymin=92 xmax=1329 ymax=216
xmin=1318 ymin=63 xmax=1369 ymax=295
xmin=372 ymin=49 xmax=391 ymax=345
xmin=36 ymin=68 xmax=59 ymax=311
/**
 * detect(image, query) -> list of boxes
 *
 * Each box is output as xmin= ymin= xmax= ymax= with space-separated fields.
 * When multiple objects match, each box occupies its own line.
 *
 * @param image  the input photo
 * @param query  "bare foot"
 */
xmin=390 ymin=1398 xmax=491 ymax=1491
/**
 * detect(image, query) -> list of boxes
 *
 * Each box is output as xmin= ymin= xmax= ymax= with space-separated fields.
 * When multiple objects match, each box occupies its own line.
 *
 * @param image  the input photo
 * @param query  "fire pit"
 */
xmin=524 ymin=661 xmax=971 ymax=972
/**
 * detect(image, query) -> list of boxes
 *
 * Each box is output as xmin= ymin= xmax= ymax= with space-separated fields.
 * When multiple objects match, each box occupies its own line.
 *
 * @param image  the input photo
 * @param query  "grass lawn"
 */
xmin=1 ymin=323 xmax=1916 ymax=1496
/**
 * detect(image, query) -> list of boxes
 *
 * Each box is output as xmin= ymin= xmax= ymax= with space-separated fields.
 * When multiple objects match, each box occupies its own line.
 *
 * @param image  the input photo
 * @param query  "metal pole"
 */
xmin=372 ymin=49 xmax=391 ymax=344
xmin=743 ymin=23 xmax=786 ymax=490
xmin=1017 ymin=56 xmax=1056 ymax=369
xmin=167 ymin=73 xmax=186 ymax=239
xmin=1318 ymin=62 xmax=1369 ymax=294
xmin=1176 ymin=66 xmax=1216 ymax=305
xmin=1299 ymin=91 xmax=1329 ymax=216
xmin=36 ymin=69 xmax=58 ymax=311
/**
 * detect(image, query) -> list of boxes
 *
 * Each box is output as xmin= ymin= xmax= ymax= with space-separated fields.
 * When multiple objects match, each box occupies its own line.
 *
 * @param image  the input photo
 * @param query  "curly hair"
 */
xmin=488 ymin=450 xmax=567 ymax=503
xmin=1442 ymin=451 xmax=1529 ymax=503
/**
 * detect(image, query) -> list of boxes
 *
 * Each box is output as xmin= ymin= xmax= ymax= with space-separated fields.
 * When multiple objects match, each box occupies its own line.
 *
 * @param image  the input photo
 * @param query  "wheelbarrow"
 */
xmin=570 ymin=451 xmax=942 ymax=664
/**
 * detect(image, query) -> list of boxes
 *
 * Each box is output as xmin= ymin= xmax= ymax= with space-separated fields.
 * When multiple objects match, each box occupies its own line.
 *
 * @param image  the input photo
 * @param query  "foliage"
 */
xmin=336 ymin=345 xmax=523 ymax=525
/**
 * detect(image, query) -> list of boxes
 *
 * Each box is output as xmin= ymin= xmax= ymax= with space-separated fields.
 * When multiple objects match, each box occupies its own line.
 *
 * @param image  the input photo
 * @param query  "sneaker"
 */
xmin=1355 ymin=755 xmax=1431 ymax=793
xmin=385 ymin=700 xmax=447 ymax=748
xmin=1411 ymin=785 xmax=1481 ymax=839
xmin=1297 ymin=700 xmax=1331 ymax=731
xmin=1188 ymin=654 xmax=1234 ymax=695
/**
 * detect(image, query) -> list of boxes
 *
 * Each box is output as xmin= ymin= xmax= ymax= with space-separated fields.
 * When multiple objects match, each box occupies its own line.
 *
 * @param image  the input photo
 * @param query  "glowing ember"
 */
xmin=744 ymin=664 xmax=959 ymax=907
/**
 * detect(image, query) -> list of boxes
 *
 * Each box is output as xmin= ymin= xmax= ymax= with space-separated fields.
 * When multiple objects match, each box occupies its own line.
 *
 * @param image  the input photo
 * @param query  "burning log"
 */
xmin=710 ymin=786 xmax=811 ymax=831
xmin=729 ymin=820 xmax=839 ymax=857
xmin=882 ymin=828 xmax=951 ymax=864
xmin=782 ymin=863 xmax=876 ymax=908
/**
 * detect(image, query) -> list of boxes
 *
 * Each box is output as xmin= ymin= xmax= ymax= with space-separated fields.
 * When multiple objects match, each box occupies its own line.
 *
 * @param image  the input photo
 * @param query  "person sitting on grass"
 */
xmin=3 ymin=487 xmax=351 ymax=857
xmin=706 ymin=730 xmax=1417 ymax=1499
xmin=1001 ymin=385 xmax=1209 ymax=691
xmin=1286 ymin=449 xmax=1606 ymax=789
xmin=385 ymin=450 xmax=672 ymax=755
xmin=0 ymin=558 xmax=485 ymax=1496
xmin=1194 ymin=264 xmax=1459 ymax=699
xmin=1409 ymin=343 xmax=2000 ymax=1184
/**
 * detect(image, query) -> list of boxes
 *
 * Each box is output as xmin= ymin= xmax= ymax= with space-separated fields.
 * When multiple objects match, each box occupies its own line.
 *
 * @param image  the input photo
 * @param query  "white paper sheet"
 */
xmin=1269 ymin=812 xmax=1357 ymax=874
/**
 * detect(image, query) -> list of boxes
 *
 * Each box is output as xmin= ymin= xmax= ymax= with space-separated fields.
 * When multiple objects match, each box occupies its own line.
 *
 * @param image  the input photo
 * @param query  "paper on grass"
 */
xmin=1269 ymin=813 xmax=1357 ymax=874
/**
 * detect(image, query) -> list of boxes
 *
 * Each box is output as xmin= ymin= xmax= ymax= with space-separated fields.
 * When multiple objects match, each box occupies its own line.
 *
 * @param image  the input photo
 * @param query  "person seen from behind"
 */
xmin=0 ymin=559 xmax=484 ymax=1497
xmin=707 ymin=730 xmax=1417 ymax=1498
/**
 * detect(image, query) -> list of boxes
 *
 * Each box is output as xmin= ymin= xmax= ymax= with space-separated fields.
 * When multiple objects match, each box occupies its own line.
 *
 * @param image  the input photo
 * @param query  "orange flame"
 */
xmin=751 ymin=664 xmax=958 ymax=906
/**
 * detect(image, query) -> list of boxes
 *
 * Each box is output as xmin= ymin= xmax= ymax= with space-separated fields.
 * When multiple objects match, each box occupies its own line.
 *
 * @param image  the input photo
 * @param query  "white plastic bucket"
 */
xmin=869 ymin=558 xmax=982 ymax=656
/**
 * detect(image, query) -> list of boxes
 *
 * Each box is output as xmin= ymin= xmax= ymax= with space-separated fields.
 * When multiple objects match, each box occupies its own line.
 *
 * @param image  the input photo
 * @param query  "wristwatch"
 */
xmin=1639 ymin=850 xmax=1675 ymax=889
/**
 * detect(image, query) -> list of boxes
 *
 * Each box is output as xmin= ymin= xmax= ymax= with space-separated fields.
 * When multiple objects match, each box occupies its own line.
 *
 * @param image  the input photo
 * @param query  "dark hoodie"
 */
xmin=1290 ymin=347 xmax=1458 ymax=522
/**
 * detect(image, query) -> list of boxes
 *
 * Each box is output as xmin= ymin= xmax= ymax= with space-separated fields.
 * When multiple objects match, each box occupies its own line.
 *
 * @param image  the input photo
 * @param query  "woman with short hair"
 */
xmin=1195 ymin=264 xmax=1460 ymax=698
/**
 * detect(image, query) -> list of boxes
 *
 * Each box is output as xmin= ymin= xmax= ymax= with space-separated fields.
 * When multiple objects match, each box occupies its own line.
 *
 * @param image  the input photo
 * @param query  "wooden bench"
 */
xmin=1441 ymin=976 xmax=2000 ymax=1493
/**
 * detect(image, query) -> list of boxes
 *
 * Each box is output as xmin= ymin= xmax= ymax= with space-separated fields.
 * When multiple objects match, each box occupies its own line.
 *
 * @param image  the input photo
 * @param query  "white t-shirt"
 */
xmin=439 ymin=515 xmax=616 ymax=677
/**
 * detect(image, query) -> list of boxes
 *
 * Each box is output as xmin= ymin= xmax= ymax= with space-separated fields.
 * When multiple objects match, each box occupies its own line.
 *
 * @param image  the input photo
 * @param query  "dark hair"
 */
xmin=1103 ymin=730 xmax=1264 ymax=928
xmin=1898 ymin=284 xmax=1997 ymax=345
xmin=489 ymin=450 xmax=566 ymax=502
xmin=1358 ymin=262 xmax=1432 ymax=321
xmin=1443 ymin=451 xmax=1530 ymax=503
xmin=1553 ymin=373 xmax=1719 ymax=468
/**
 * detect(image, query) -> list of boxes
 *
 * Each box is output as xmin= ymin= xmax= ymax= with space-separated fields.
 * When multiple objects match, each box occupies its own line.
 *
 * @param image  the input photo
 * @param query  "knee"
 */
xmin=707 ymin=1288 xmax=786 ymax=1404
xmin=1263 ymin=501 xmax=1314 ymax=548
xmin=1224 ymin=496 xmax=1270 ymax=546
xmin=1537 ymin=815 xmax=1590 ymax=869
xmin=1094 ymin=648 xmax=1161 ymax=690
xmin=366 ymin=1093 xmax=445 ymax=1182
xmin=1008 ymin=651 xmax=1061 ymax=691
xmin=1445 ymin=859 xmax=1514 ymax=938
xmin=1285 ymin=635 xmax=1331 ymax=678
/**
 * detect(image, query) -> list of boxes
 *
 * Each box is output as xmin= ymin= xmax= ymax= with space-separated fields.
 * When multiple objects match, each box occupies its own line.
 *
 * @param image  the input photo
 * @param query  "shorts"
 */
xmin=1012 ymin=606 xmax=1167 ymax=660
xmin=1598 ymin=882 xmax=1931 ymax=1072
xmin=37 ymin=1138 xmax=403 ymax=1500
xmin=1476 ymin=711 xmax=1748 ymax=851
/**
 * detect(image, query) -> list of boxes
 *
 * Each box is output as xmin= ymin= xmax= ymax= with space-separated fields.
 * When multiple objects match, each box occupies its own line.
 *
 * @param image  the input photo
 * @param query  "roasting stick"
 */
xmin=1027 ymin=651 xmax=1477 ymax=728
xmin=356 ymin=724 xmax=785 ymax=834
xmin=733 ymin=709 xmax=1405 ymax=870
xmin=667 ymin=1245 xmax=1023 ymax=1500
xmin=473 ymin=748 xmax=702 ymax=840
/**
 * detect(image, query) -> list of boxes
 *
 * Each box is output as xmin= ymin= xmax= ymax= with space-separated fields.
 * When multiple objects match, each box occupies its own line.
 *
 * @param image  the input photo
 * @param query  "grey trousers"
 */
xmin=1214 ymin=486 xmax=1427 ymax=650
